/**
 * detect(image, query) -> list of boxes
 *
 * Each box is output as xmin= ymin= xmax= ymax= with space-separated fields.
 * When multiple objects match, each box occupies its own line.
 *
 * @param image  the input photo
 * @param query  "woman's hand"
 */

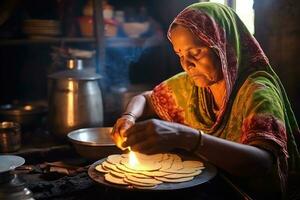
xmin=111 ymin=115 xmax=135 ymax=149
xmin=122 ymin=119 xmax=199 ymax=154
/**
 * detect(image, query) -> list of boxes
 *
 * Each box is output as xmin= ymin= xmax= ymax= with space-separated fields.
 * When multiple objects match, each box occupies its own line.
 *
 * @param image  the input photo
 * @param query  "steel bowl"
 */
xmin=67 ymin=127 xmax=122 ymax=160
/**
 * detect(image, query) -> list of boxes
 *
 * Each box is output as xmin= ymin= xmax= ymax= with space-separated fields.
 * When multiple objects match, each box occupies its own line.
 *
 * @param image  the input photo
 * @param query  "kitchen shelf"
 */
xmin=0 ymin=37 xmax=152 ymax=47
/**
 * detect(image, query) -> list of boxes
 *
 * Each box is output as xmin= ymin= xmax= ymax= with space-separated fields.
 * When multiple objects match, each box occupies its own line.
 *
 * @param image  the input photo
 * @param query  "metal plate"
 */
xmin=88 ymin=153 xmax=217 ymax=191
xmin=0 ymin=155 xmax=25 ymax=173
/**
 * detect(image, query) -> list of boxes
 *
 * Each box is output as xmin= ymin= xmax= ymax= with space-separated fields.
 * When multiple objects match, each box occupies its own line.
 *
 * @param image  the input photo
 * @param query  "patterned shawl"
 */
xmin=150 ymin=2 xmax=300 ymax=195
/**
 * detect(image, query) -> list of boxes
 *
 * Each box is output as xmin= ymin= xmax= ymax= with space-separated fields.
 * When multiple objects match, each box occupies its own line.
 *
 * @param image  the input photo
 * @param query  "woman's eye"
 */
xmin=190 ymin=49 xmax=201 ymax=57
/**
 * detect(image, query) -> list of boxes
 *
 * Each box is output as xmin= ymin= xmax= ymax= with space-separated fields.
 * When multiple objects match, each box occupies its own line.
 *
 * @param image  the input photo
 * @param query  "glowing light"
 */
xmin=24 ymin=105 xmax=32 ymax=110
xmin=236 ymin=0 xmax=254 ymax=34
xmin=128 ymin=147 xmax=139 ymax=167
xmin=67 ymin=81 xmax=75 ymax=126
xmin=209 ymin=0 xmax=255 ymax=34
xmin=209 ymin=0 xmax=225 ymax=4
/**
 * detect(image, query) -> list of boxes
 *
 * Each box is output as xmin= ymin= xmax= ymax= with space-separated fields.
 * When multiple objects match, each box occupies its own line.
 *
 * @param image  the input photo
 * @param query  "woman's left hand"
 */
xmin=122 ymin=119 xmax=198 ymax=154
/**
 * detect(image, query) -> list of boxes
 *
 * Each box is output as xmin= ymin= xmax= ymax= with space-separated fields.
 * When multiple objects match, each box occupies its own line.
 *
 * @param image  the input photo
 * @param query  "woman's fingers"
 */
xmin=122 ymin=119 xmax=160 ymax=148
xmin=130 ymin=137 xmax=157 ymax=153
xmin=123 ymin=120 xmax=148 ymax=137
xmin=111 ymin=118 xmax=135 ymax=149
xmin=122 ymin=130 xmax=146 ymax=148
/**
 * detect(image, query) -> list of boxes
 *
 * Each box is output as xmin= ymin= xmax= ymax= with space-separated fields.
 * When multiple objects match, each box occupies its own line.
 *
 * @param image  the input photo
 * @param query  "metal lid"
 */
xmin=48 ymin=59 xmax=101 ymax=80
xmin=48 ymin=69 xmax=101 ymax=80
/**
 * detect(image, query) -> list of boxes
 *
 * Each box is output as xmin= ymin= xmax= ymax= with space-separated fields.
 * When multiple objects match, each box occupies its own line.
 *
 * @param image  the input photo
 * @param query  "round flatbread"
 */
xmin=102 ymin=161 xmax=121 ymax=172
xmin=155 ymin=176 xmax=194 ymax=183
xmin=160 ymin=157 xmax=174 ymax=170
xmin=124 ymin=178 xmax=158 ymax=187
xmin=96 ymin=153 xmax=205 ymax=188
xmin=104 ymin=173 xmax=128 ymax=185
xmin=107 ymin=154 xmax=122 ymax=165
xmin=122 ymin=160 xmax=162 ymax=171
xmin=134 ymin=152 xmax=163 ymax=162
xmin=126 ymin=174 xmax=162 ymax=185
xmin=160 ymin=160 xmax=183 ymax=173
xmin=163 ymin=170 xmax=202 ymax=179
xmin=132 ymin=185 xmax=157 ymax=189
xmin=161 ymin=167 xmax=197 ymax=174
xmin=169 ymin=154 xmax=182 ymax=162
xmin=116 ymin=163 xmax=139 ymax=173
xmin=140 ymin=170 xmax=171 ymax=177
xmin=110 ymin=170 xmax=126 ymax=178
xmin=182 ymin=160 xmax=204 ymax=168
xmin=95 ymin=164 xmax=109 ymax=173
xmin=129 ymin=172 xmax=150 ymax=179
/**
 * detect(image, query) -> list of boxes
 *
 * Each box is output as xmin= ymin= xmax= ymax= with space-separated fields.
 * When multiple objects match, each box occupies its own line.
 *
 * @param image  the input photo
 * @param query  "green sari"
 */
xmin=150 ymin=2 xmax=300 ymax=198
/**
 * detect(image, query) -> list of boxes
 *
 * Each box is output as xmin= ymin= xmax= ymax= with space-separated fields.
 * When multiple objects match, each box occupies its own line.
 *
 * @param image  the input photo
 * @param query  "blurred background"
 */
xmin=0 ymin=0 xmax=299 ymax=125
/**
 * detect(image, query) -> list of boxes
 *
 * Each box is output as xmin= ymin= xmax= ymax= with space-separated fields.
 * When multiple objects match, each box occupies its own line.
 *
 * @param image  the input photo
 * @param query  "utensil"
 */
xmin=88 ymin=154 xmax=217 ymax=191
xmin=0 ymin=155 xmax=25 ymax=174
xmin=122 ymin=22 xmax=150 ymax=38
xmin=48 ymin=59 xmax=104 ymax=139
xmin=0 ymin=121 xmax=21 ymax=153
xmin=0 ymin=155 xmax=34 ymax=200
xmin=0 ymin=102 xmax=47 ymax=130
xmin=67 ymin=127 xmax=121 ymax=160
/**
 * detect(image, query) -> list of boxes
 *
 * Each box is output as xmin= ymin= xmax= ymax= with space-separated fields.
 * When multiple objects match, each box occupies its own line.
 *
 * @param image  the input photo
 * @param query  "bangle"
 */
xmin=122 ymin=112 xmax=137 ymax=121
xmin=191 ymin=130 xmax=204 ymax=152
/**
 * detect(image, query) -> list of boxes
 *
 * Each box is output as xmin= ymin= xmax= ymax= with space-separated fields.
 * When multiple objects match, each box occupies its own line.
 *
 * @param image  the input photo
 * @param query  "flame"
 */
xmin=128 ymin=147 xmax=139 ymax=167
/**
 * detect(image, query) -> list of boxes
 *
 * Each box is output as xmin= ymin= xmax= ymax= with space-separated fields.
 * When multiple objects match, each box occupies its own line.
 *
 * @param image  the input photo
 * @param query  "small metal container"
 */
xmin=0 ymin=102 xmax=48 ymax=131
xmin=0 ymin=122 xmax=21 ymax=153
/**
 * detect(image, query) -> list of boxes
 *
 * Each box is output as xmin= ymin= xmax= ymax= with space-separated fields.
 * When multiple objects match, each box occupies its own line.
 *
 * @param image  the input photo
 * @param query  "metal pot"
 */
xmin=0 ymin=122 xmax=21 ymax=153
xmin=0 ymin=102 xmax=47 ymax=130
xmin=48 ymin=59 xmax=104 ymax=139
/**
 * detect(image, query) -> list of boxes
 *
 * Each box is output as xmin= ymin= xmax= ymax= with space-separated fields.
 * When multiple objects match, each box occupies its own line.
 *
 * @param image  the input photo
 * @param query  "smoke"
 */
xmin=102 ymin=47 xmax=144 ymax=89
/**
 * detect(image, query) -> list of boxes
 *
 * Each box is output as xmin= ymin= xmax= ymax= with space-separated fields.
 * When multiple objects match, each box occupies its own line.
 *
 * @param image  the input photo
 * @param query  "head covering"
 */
xmin=167 ymin=3 xmax=271 ymax=116
xmin=151 ymin=2 xmax=300 ymax=196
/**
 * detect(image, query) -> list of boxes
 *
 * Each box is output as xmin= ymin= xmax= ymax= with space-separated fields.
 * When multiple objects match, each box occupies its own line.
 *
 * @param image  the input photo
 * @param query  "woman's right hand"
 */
xmin=111 ymin=115 xmax=135 ymax=150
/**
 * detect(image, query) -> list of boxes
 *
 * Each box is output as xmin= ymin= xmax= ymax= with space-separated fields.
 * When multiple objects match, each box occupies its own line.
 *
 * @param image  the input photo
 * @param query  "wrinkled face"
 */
xmin=170 ymin=25 xmax=223 ymax=87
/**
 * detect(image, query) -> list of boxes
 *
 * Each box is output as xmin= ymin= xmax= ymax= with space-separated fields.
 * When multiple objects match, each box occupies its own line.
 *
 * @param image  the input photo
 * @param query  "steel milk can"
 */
xmin=47 ymin=59 xmax=103 ymax=139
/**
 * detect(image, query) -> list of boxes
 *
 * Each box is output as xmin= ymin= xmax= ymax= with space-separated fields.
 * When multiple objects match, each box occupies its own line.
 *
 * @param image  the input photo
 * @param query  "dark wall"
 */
xmin=0 ymin=0 xmax=198 ymax=104
xmin=254 ymin=0 xmax=300 ymax=120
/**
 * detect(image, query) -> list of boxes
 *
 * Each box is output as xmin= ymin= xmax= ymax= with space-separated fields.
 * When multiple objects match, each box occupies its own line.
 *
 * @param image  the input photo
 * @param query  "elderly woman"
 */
xmin=111 ymin=2 xmax=300 ymax=199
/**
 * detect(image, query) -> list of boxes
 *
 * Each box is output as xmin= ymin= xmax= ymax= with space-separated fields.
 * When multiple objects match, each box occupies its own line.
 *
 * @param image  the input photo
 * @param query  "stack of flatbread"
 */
xmin=95 ymin=152 xmax=205 ymax=189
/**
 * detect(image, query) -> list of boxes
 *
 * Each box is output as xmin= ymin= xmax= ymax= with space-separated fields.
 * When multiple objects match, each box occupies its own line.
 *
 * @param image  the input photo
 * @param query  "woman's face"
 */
xmin=170 ymin=25 xmax=223 ymax=87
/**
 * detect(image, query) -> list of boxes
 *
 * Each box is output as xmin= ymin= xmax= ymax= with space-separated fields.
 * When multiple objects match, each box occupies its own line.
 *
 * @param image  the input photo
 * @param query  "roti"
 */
xmin=124 ymin=178 xmax=157 ymax=187
xmin=104 ymin=173 xmax=128 ymax=185
xmin=107 ymin=154 xmax=122 ymax=165
xmin=95 ymin=164 xmax=109 ymax=173
xmin=95 ymin=152 xmax=206 ymax=188
xmin=121 ymin=160 xmax=162 ymax=171
xmin=155 ymin=176 xmax=194 ymax=183
xmin=182 ymin=160 xmax=204 ymax=168
xmin=126 ymin=174 xmax=162 ymax=185
xmin=163 ymin=170 xmax=202 ymax=179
